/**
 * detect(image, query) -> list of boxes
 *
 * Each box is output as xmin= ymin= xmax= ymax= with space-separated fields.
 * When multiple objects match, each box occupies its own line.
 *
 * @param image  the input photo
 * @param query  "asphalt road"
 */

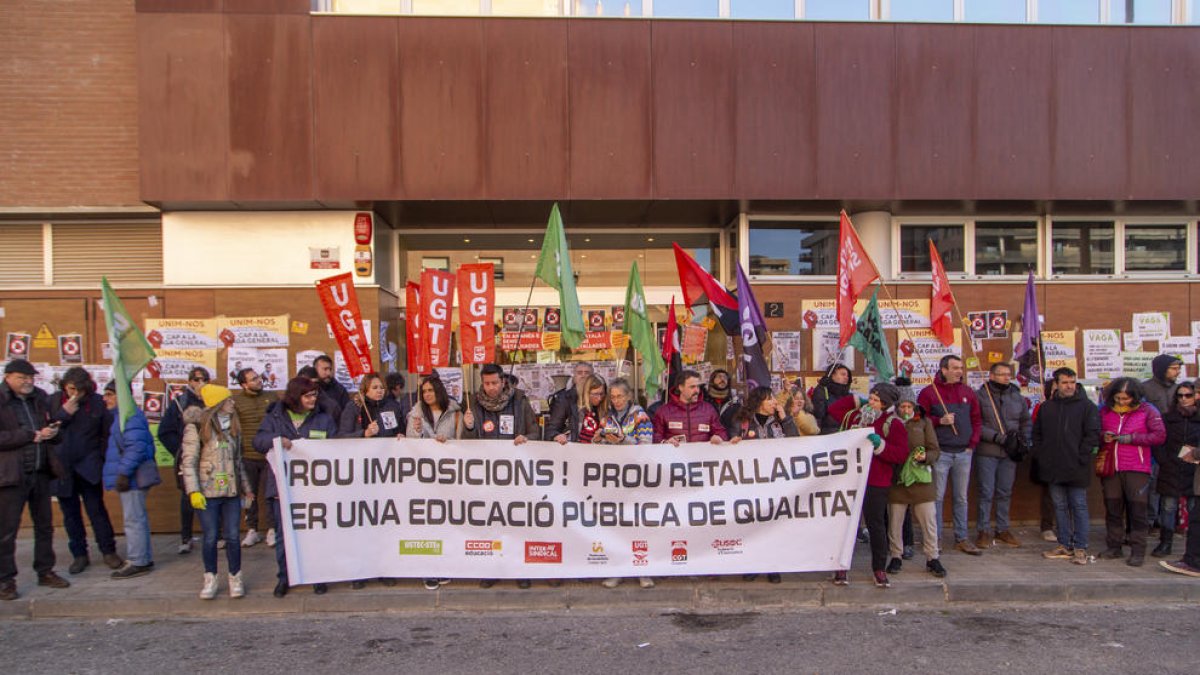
xmin=2 ymin=604 xmax=1197 ymax=674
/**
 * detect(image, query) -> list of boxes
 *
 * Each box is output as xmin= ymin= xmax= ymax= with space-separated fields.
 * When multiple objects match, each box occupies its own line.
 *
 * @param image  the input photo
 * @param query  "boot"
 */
xmin=229 ymin=571 xmax=245 ymax=598
xmin=200 ymin=572 xmax=219 ymax=600
xmin=1152 ymin=530 xmax=1173 ymax=558
xmin=68 ymin=556 xmax=89 ymax=575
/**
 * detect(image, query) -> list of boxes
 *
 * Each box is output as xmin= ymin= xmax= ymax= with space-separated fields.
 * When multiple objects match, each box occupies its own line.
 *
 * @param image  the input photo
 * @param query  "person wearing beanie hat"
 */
xmin=871 ymin=383 xmax=901 ymax=410
xmin=179 ymin=382 xmax=253 ymax=600
xmin=886 ymin=391 xmax=946 ymax=579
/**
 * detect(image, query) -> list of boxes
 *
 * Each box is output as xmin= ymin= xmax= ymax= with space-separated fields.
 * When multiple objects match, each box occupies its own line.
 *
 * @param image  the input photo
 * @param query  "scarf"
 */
xmin=476 ymin=385 xmax=514 ymax=413
xmin=1111 ymin=403 xmax=1136 ymax=414
xmin=858 ymin=405 xmax=882 ymax=427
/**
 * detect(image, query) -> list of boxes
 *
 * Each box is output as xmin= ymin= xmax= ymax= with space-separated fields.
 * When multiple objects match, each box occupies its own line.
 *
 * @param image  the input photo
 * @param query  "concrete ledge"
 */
xmin=30 ymin=597 xmax=169 ymax=619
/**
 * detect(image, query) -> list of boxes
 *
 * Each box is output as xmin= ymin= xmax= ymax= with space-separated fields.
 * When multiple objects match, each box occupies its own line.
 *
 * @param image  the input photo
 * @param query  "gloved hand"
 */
xmin=867 ymin=433 xmax=883 ymax=450
xmin=115 ymin=474 xmax=131 ymax=492
xmin=189 ymin=492 xmax=207 ymax=511
xmin=1116 ymin=434 xmax=1133 ymax=444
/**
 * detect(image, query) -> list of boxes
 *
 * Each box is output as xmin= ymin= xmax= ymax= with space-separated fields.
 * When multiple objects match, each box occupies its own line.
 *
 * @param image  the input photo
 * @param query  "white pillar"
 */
xmin=850 ymin=210 xmax=893 ymax=280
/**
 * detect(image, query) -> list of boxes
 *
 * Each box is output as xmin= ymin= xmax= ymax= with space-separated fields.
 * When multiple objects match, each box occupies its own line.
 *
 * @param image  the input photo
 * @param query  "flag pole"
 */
xmin=508 ymin=273 xmax=539 ymax=376
xmin=932 ymin=238 xmax=1002 ymax=422
xmin=875 ymin=280 xmax=959 ymax=435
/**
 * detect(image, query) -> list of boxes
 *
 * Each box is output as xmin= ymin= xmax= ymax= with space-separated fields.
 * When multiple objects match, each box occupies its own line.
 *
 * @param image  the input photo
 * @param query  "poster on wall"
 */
xmin=146 ymin=349 xmax=218 ymax=382
xmin=216 ymin=315 xmax=290 ymax=348
xmin=1122 ymin=352 xmax=1155 ymax=379
xmin=227 ymin=347 xmax=288 ymax=390
xmin=800 ymin=298 xmax=931 ymax=330
xmin=142 ymin=392 xmax=166 ymax=422
xmin=295 ymin=349 xmax=325 ymax=376
xmin=5 ymin=332 xmax=31 ymax=361
xmin=966 ymin=312 xmax=990 ymax=341
xmin=1131 ymin=312 xmax=1170 ymax=341
xmin=1083 ymin=329 xmax=1122 ymax=380
xmin=1041 ymin=330 xmax=1078 ymax=374
xmin=434 ymin=367 xmax=464 ymax=403
xmin=1160 ymin=336 xmax=1198 ymax=365
xmin=57 ymin=334 xmax=84 ymax=365
xmin=896 ymin=328 xmax=962 ymax=385
xmin=771 ymin=331 xmax=802 ymax=373
xmin=144 ymin=319 xmax=221 ymax=350
xmin=812 ymin=329 xmax=855 ymax=372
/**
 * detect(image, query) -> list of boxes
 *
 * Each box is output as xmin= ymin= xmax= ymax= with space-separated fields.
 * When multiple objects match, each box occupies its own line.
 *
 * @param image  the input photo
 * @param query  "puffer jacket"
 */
xmin=651 ymin=393 xmax=729 ymax=443
xmin=102 ymin=410 xmax=162 ymax=491
xmin=811 ymin=377 xmax=851 ymax=435
xmin=0 ymin=382 xmax=63 ymax=487
xmin=253 ymin=404 xmax=339 ymax=499
xmin=1032 ymin=388 xmax=1101 ymax=488
xmin=179 ymin=406 xmax=251 ymax=499
xmin=1155 ymin=407 xmax=1200 ymax=497
xmin=889 ymin=413 xmax=941 ymax=505
xmin=49 ymin=391 xmax=109 ymax=495
xmin=406 ymin=399 xmax=462 ymax=440
xmin=1100 ymin=404 xmax=1166 ymax=474
xmin=975 ymin=381 xmax=1032 ymax=459
xmin=917 ymin=372 xmax=982 ymax=452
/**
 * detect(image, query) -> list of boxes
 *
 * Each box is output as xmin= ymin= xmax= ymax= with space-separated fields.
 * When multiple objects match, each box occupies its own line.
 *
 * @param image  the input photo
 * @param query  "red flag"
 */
xmin=673 ymin=243 xmax=739 ymax=336
xmin=929 ymin=239 xmax=956 ymax=347
xmin=315 ymin=273 xmax=374 ymax=378
xmin=661 ymin=296 xmax=683 ymax=391
xmin=457 ymin=263 xmax=495 ymax=364
xmin=405 ymin=282 xmax=430 ymax=375
xmin=836 ymin=211 xmax=879 ymax=348
xmin=420 ymin=269 xmax=456 ymax=368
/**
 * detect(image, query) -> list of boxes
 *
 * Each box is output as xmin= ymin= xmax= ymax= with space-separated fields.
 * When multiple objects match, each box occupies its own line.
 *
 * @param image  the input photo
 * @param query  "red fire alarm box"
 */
xmin=354 ymin=212 xmax=373 ymax=245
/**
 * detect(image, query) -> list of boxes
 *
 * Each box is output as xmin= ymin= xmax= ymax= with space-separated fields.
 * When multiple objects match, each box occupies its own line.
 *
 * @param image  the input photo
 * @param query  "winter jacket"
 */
xmin=917 ymin=372 xmax=982 ymax=452
xmin=774 ymin=392 xmax=821 ymax=436
xmin=975 ymin=381 xmax=1032 ymax=459
xmin=651 ymin=393 xmax=729 ymax=443
xmin=102 ymin=410 xmax=161 ymax=491
xmin=732 ymin=412 xmax=799 ymax=441
xmin=544 ymin=387 xmax=578 ymax=440
xmin=319 ymin=378 xmax=352 ymax=420
xmin=49 ymin=391 xmax=109 ymax=495
xmin=1141 ymin=355 xmax=1182 ymax=415
xmin=703 ymin=390 xmax=741 ymax=435
xmin=180 ymin=406 xmax=251 ymax=499
xmin=232 ymin=389 xmax=276 ymax=461
xmin=406 ymin=399 xmax=463 ymax=440
xmin=253 ymin=404 xmax=339 ymax=499
xmin=156 ymin=387 xmax=204 ymax=459
xmin=811 ymin=377 xmax=851 ymax=435
xmin=461 ymin=389 xmax=539 ymax=440
xmin=1099 ymin=403 xmax=1166 ymax=475
xmin=889 ymin=414 xmax=941 ymax=505
xmin=869 ymin=414 xmax=912 ymax=489
xmin=595 ymin=404 xmax=653 ymax=445
xmin=1155 ymin=407 xmax=1200 ymax=498
xmin=0 ymin=382 xmax=63 ymax=487
xmin=1032 ymin=388 xmax=1101 ymax=488
xmin=338 ymin=396 xmax=406 ymax=438
xmin=827 ymin=394 xmax=864 ymax=432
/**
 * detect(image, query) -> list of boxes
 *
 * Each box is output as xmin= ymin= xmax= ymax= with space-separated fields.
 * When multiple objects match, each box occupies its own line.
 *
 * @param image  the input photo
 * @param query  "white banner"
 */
xmin=268 ymin=431 xmax=873 ymax=585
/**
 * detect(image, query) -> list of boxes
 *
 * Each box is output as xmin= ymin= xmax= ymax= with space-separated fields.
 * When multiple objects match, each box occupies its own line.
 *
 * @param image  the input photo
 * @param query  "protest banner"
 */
xmin=267 ymin=430 xmax=873 ymax=584
xmin=216 ymin=315 xmax=290 ymax=348
xmin=1083 ymin=329 xmax=1122 ymax=380
xmin=801 ymin=298 xmax=932 ymax=331
xmin=405 ymin=282 xmax=430 ymax=375
xmin=227 ymin=346 xmax=288 ymax=390
xmin=144 ymin=318 xmax=221 ymax=349
xmin=1041 ymin=330 xmax=1078 ymax=374
xmin=457 ymin=263 xmax=495 ymax=364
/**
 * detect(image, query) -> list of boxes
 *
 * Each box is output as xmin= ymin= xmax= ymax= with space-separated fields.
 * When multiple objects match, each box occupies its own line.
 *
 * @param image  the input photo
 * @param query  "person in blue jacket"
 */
xmin=50 ymin=368 xmax=121 ymax=575
xmin=253 ymin=376 xmax=338 ymax=598
xmin=101 ymin=382 xmax=161 ymax=579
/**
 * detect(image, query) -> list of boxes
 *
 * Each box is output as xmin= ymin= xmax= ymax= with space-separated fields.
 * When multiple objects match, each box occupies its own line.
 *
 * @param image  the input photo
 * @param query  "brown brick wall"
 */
xmin=0 ymin=0 xmax=141 ymax=207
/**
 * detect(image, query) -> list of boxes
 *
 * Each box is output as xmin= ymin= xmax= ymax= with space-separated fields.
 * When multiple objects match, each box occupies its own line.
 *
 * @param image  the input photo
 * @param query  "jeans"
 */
xmin=934 ymin=450 xmax=973 ymax=543
xmin=0 ymin=472 xmax=56 ymax=582
xmin=1147 ymin=462 xmax=1160 ymax=526
xmin=975 ymin=455 xmax=1016 ymax=534
xmin=863 ymin=486 xmax=889 ymax=572
xmin=1160 ymin=495 xmax=1182 ymax=532
xmin=197 ymin=497 xmax=242 ymax=575
xmin=271 ymin=498 xmax=287 ymax=583
xmin=1049 ymin=483 xmax=1089 ymax=550
xmin=242 ymin=459 xmax=274 ymax=531
xmin=179 ymin=492 xmax=195 ymax=544
xmin=118 ymin=489 xmax=153 ymax=567
xmin=57 ymin=474 xmax=117 ymax=558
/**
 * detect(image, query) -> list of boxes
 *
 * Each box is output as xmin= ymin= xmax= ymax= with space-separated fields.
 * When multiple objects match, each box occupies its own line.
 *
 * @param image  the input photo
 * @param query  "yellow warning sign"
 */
xmin=33 ymin=323 xmax=56 ymax=349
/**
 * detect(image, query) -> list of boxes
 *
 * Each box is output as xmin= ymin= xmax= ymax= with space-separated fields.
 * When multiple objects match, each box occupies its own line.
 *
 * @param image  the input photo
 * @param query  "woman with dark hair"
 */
xmin=407 ymin=374 xmax=461 ymax=442
xmin=337 ymin=373 xmax=405 ymax=439
xmin=732 ymin=386 xmax=800 ymax=443
xmin=811 ymin=364 xmax=853 ymax=434
xmin=253 ymin=376 xmax=338 ymax=598
xmin=1153 ymin=381 xmax=1198 ymax=559
xmin=1097 ymin=377 xmax=1166 ymax=566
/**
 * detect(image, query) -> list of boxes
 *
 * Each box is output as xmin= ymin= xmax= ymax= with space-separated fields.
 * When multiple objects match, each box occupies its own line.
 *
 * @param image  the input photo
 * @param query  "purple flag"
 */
xmin=736 ymin=263 xmax=772 ymax=391
xmin=1015 ymin=271 xmax=1040 ymax=357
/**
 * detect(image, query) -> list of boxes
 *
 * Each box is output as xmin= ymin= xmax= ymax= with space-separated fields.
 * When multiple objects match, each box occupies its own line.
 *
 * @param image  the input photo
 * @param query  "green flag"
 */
xmin=849 ymin=287 xmax=894 ymax=382
xmin=534 ymin=203 xmax=585 ymax=349
xmin=623 ymin=261 xmax=665 ymax=399
xmin=101 ymin=277 xmax=156 ymax=431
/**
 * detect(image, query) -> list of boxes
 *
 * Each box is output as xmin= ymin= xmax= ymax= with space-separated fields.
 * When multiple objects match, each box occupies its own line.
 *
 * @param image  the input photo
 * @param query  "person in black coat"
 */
xmin=156 ymin=366 xmax=209 ymax=554
xmin=50 ymin=368 xmax=121 ymax=574
xmin=811 ymin=364 xmax=853 ymax=435
xmin=1153 ymin=380 xmax=1199 ymax=558
xmin=338 ymin=373 xmax=406 ymax=439
xmin=313 ymin=354 xmax=351 ymax=421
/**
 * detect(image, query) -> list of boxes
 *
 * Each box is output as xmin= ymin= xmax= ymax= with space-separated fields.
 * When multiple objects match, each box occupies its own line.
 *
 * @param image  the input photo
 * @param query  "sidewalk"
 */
xmin=1 ymin=526 xmax=1196 ymax=620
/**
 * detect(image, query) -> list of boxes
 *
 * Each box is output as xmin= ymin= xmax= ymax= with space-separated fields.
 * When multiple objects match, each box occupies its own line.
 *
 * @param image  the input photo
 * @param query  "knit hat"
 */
xmin=200 ymin=384 xmax=232 ymax=409
xmin=893 ymin=376 xmax=917 ymax=406
xmin=870 ymin=383 xmax=901 ymax=409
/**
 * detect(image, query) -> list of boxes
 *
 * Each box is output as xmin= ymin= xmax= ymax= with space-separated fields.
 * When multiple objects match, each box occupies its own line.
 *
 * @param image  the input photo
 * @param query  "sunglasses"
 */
xmin=1177 ymin=392 xmax=1196 ymax=399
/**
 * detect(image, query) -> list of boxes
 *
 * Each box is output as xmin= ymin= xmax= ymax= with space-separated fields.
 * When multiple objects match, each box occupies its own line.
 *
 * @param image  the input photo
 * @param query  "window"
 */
xmin=1051 ymin=221 xmax=1115 ymax=275
xmin=492 ymin=0 xmax=564 ymax=16
xmin=747 ymin=220 xmax=839 ymax=276
xmin=574 ymin=0 xmax=644 ymax=16
xmin=1110 ymin=0 xmax=1173 ymax=23
xmin=964 ymin=0 xmax=1026 ymax=22
xmin=804 ymin=0 xmax=871 ymax=19
xmin=975 ymin=221 xmax=1038 ymax=276
xmin=1037 ymin=0 xmax=1101 ymax=24
xmin=0 ymin=225 xmax=45 ymax=286
xmin=652 ymin=0 xmax=720 ymax=18
xmin=888 ymin=0 xmax=955 ymax=21
xmin=899 ymin=224 xmax=965 ymax=273
xmin=421 ymin=256 xmax=450 ymax=271
xmin=731 ymin=0 xmax=794 ymax=19
xmin=480 ymin=256 xmax=506 ymax=280
xmin=1124 ymin=224 xmax=1187 ymax=272
xmin=411 ymin=0 xmax=479 ymax=14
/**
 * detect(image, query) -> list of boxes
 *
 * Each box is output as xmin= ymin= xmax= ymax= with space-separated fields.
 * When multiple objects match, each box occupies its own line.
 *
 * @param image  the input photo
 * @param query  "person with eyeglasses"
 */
xmin=156 ymin=366 xmax=210 ymax=555
xmin=232 ymin=368 xmax=278 ymax=549
xmin=253 ymin=376 xmax=339 ymax=598
xmin=1154 ymin=382 xmax=1199 ymax=563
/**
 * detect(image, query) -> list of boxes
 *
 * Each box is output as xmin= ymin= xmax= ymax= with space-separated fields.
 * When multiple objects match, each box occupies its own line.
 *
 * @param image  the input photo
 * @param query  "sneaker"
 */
xmin=1071 ymin=549 xmax=1092 ymax=565
xmin=1160 ymin=560 xmax=1200 ymax=578
xmin=639 ymin=577 xmax=655 ymax=589
xmin=1042 ymin=545 xmax=1073 ymax=560
xmin=975 ymin=531 xmax=993 ymax=550
xmin=886 ymin=557 xmax=902 ymax=574
xmin=241 ymin=529 xmax=261 ymax=548
xmin=266 ymin=528 xmax=277 ymax=547
xmin=68 ymin=556 xmax=89 ymax=575
xmin=767 ymin=573 xmax=782 ymax=584
xmin=423 ymin=578 xmax=441 ymax=590
xmin=873 ymin=570 xmax=890 ymax=588
xmin=200 ymin=572 xmax=219 ymax=600
xmin=479 ymin=579 xmax=497 ymax=589
xmin=1041 ymin=529 xmax=1057 ymax=542
xmin=0 ymin=580 xmax=16 ymax=601
xmin=955 ymin=540 xmax=982 ymax=556
xmin=516 ymin=579 xmax=532 ymax=589
xmin=926 ymin=559 xmax=947 ymax=578
xmin=995 ymin=531 xmax=1022 ymax=548
xmin=601 ymin=577 xmax=621 ymax=589
xmin=178 ymin=540 xmax=193 ymax=555
xmin=437 ymin=578 xmax=451 ymax=587
xmin=229 ymin=571 xmax=245 ymax=598
xmin=37 ymin=572 xmax=70 ymax=589
xmin=313 ymin=583 xmax=328 ymax=595
xmin=832 ymin=571 xmax=849 ymax=586
xmin=901 ymin=545 xmax=915 ymax=560
xmin=351 ymin=580 xmax=367 ymax=590
xmin=111 ymin=563 xmax=153 ymax=580
xmin=1097 ymin=547 xmax=1124 ymax=560
xmin=857 ymin=527 xmax=869 ymax=544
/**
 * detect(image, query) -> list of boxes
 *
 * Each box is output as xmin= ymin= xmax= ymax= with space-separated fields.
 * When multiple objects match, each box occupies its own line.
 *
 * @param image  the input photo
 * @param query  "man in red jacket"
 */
xmin=917 ymin=355 xmax=983 ymax=556
xmin=652 ymin=370 xmax=733 ymax=446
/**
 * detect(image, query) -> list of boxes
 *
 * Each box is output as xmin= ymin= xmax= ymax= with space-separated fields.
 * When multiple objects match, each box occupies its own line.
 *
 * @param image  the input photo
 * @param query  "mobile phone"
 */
xmin=48 ymin=421 xmax=62 ymax=429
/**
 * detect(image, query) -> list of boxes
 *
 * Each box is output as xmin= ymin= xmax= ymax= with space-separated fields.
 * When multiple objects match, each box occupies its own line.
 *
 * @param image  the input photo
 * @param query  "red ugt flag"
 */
xmin=836 ymin=211 xmax=879 ymax=348
xmin=315 ymin=273 xmax=374 ymax=378
xmin=929 ymin=239 xmax=956 ymax=347
xmin=405 ymin=282 xmax=430 ymax=375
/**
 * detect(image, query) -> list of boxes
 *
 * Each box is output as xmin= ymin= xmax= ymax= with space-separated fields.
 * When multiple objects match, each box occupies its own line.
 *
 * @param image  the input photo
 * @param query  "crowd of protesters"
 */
xmin=1 ymin=351 xmax=1197 ymax=602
